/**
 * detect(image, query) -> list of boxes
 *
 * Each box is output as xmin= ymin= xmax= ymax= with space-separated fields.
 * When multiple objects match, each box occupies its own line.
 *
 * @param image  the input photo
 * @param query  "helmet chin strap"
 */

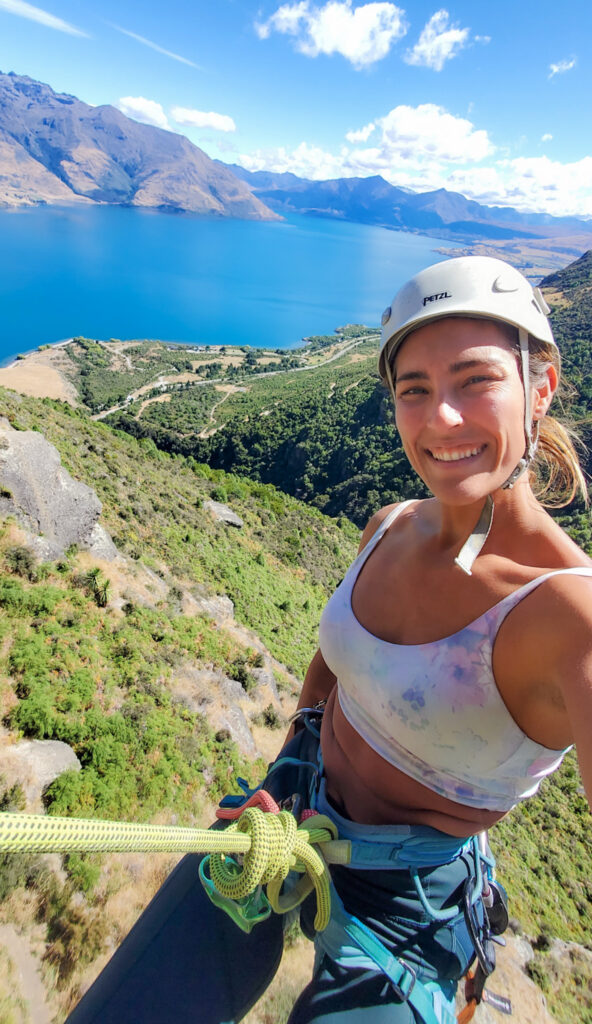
xmin=455 ymin=328 xmax=538 ymax=576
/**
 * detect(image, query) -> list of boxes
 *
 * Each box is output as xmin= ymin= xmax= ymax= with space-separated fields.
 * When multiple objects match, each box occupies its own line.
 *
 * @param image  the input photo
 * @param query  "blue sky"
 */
xmin=1 ymin=0 xmax=591 ymax=217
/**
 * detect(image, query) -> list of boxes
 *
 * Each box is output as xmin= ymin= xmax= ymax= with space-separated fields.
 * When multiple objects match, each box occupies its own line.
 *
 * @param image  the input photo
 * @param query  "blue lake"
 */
xmin=0 ymin=204 xmax=457 ymax=363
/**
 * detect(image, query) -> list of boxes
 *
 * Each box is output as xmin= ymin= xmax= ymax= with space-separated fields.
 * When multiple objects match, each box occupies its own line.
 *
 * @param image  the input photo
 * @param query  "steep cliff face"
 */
xmin=0 ymin=72 xmax=279 ymax=219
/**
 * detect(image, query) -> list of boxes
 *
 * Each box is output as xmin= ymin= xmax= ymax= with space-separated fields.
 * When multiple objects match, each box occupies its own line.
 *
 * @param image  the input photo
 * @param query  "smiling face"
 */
xmin=393 ymin=317 xmax=530 ymax=505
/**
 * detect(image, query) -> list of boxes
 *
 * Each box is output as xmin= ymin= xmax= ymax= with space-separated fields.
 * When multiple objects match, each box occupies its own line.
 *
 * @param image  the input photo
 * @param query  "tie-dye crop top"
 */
xmin=319 ymin=501 xmax=592 ymax=812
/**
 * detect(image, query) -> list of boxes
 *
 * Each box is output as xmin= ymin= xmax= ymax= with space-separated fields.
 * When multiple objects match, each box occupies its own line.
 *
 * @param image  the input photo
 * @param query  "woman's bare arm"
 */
xmin=547 ymin=576 xmax=592 ymax=811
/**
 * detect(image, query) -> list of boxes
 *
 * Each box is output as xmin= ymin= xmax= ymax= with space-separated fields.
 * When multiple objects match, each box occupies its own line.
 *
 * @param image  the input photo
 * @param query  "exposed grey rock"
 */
xmin=511 ymin=936 xmax=535 ymax=969
xmin=250 ymin=666 xmax=280 ymax=700
xmin=204 ymin=500 xmax=244 ymax=528
xmin=0 ymin=418 xmax=117 ymax=561
xmin=216 ymin=706 xmax=259 ymax=758
xmin=80 ymin=522 xmax=119 ymax=561
xmin=0 ymin=739 xmax=81 ymax=807
xmin=185 ymin=584 xmax=234 ymax=621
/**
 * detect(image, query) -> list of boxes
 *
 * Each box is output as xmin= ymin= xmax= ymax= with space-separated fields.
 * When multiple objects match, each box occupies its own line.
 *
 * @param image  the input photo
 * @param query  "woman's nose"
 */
xmin=430 ymin=397 xmax=464 ymax=427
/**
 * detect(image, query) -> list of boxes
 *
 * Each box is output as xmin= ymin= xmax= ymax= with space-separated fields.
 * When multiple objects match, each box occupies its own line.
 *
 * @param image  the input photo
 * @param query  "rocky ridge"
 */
xmin=0 ymin=72 xmax=279 ymax=219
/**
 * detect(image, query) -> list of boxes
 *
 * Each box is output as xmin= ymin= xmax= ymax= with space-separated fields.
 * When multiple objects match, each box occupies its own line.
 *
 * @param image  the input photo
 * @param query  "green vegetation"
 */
xmin=64 ymin=337 xmax=194 ymax=412
xmin=1 ymin=388 xmax=358 ymax=676
xmin=494 ymin=751 xmax=591 ymax=944
xmin=0 ymin=543 xmax=263 ymax=820
xmin=526 ymin=940 xmax=592 ymax=1024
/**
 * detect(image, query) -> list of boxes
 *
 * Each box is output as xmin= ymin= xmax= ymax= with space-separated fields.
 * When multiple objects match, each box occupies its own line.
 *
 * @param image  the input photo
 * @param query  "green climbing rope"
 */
xmin=0 ymin=808 xmax=345 ymax=931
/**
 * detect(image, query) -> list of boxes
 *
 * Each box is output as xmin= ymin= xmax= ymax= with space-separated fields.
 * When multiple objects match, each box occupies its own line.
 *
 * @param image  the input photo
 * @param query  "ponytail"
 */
xmin=528 ymin=338 xmax=589 ymax=507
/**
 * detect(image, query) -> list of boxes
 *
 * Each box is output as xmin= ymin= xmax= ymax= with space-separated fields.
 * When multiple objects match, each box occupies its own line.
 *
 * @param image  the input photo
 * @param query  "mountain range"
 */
xmin=223 ymin=163 xmax=592 ymax=242
xmin=0 ymin=71 xmax=277 ymax=219
xmin=1 ymin=69 xmax=592 ymax=247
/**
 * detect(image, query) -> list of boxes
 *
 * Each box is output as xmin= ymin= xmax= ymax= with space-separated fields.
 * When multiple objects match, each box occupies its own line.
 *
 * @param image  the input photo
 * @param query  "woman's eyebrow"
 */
xmin=449 ymin=357 xmax=506 ymax=373
xmin=394 ymin=369 xmax=429 ymax=383
xmin=395 ymin=357 xmax=506 ymax=383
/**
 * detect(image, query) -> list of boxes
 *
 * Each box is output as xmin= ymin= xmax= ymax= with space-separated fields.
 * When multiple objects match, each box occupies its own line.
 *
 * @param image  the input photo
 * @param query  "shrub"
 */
xmin=5 ymin=545 xmax=37 ymax=580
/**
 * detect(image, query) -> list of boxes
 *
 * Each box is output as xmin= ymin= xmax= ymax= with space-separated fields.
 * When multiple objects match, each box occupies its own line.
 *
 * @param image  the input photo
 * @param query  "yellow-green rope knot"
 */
xmin=209 ymin=808 xmax=335 ymax=931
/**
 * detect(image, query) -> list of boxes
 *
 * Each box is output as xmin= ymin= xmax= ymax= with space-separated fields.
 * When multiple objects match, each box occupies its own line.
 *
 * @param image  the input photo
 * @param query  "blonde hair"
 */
xmin=527 ymin=337 xmax=588 ymax=507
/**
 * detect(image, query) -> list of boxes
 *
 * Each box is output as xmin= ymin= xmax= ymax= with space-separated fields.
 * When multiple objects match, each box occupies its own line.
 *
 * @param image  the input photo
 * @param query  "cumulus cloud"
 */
xmin=255 ymin=1 xmax=408 ymax=69
xmin=378 ymin=103 xmax=492 ymax=162
xmin=404 ymin=9 xmax=469 ymax=71
xmin=237 ymin=101 xmax=592 ymax=217
xmin=447 ymin=156 xmax=592 ymax=218
xmin=548 ymin=57 xmax=576 ymax=78
xmin=345 ymin=121 xmax=376 ymax=143
xmin=239 ymin=141 xmax=345 ymax=180
xmin=118 ymin=96 xmax=170 ymax=130
xmin=110 ymin=23 xmax=199 ymax=67
xmin=541 ymin=133 xmax=553 ymax=142
xmin=239 ymin=104 xmax=493 ymax=191
xmin=171 ymin=107 xmax=236 ymax=132
xmin=0 ymin=0 xmax=87 ymax=36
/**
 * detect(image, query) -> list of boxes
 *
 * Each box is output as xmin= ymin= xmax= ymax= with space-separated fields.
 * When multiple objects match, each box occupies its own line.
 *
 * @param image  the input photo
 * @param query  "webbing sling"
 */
xmin=328 ymin=888 xmax=457 ymax=1024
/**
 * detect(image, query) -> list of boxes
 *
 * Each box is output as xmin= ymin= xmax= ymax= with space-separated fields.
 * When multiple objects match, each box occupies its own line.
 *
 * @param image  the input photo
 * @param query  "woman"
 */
xmin=284 ymin=256 xmax=592 ymax=1023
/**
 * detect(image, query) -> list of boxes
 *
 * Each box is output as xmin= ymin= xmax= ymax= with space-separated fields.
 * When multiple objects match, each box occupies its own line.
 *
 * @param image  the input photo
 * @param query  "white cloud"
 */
xmin=239 ymin=141 xmax=345 ymax=179
xmin=237 ymin=102 xmax=592 ymax=217
xmin=438 ymin=156 xmax=592 ymax=218
xmin=548 ymin=57 xmax=576 ymax=78
xmin=171 ymin=107 xmax=236 ymax=133
xmin=0 ymin=0 xmax=86 ymax=36
xmin=239 ymin=104 xmax=493 ymax=190
xmin=541 ymin=133 xmax=553 ymax=142
xmin=378 ymin=103 xmax=493 ymax=162
xmin=345 ymin=121 xmax=375 ymax=142
xmin=118 ymin=96 xmax=170 ymax=130
xmin=404 ymin=9 xmax=469 ymax=71
xmin=256 ymin=1 xmax=408 ymax=69
xmin=110 ymin=23 xmax=199 ymax=68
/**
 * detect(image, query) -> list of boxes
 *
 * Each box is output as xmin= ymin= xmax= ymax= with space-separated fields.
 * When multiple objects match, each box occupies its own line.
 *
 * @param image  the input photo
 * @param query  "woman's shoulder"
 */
xmin=357 ymin=500 xmax=420 ymax=553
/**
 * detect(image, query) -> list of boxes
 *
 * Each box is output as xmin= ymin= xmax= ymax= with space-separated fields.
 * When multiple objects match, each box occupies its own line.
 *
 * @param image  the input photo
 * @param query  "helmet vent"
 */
xmin=492 ymin=272 xmax=520 ymax=293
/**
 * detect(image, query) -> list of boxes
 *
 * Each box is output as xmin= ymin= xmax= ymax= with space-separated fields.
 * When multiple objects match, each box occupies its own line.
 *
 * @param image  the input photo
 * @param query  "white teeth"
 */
xmin=430 ymin=446 xmax=482 ymax=462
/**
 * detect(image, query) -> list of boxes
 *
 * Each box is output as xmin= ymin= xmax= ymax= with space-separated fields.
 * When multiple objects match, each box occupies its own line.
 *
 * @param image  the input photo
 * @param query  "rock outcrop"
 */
xmin=0 ymin=738 xmax=81 ymax=808
xmin=204 ymin=500 xmax=245 ymax=528
xmin=0 ymin=417 xmax=118 ymax=561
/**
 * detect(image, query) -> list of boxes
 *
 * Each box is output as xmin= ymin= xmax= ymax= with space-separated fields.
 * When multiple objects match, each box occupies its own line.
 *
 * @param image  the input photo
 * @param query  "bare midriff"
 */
xmin=320 ymin=687 xmax=504 ymax=838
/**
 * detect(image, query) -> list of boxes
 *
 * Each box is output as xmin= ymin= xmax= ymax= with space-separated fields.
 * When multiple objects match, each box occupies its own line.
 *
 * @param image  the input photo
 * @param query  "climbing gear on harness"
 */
xmin=378 ymin=255 xmax=557 ymax=573
xmin=212 ymin=710 xmax=510 ymax=1024
xmin=199 ymin=855 xmax=272 ymax=933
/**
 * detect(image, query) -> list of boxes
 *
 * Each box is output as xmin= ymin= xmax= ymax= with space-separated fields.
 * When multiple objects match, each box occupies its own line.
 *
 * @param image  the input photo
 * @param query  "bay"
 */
xmin=0 ymin=204 xmax=456 ymax=364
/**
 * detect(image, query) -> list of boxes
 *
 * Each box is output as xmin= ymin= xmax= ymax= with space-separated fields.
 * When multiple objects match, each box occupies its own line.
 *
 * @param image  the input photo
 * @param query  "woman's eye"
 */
xmin=398 ymin=385 xmax=428 ymax=397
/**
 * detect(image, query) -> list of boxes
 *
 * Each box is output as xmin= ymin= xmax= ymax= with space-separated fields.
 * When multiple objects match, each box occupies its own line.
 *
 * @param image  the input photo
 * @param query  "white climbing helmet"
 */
xmin=378 ymin=256 xmax=558 ymax=575
xmin=378 ymin=255 xmax=555 ymax=382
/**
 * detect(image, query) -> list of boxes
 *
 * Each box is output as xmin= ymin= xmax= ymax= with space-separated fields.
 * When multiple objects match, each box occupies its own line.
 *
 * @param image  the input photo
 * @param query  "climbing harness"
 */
xmin=215 ymin=711 xmax=512 ymax=1024
xmin=0 ymin=707 xmax=512 ymax=1023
